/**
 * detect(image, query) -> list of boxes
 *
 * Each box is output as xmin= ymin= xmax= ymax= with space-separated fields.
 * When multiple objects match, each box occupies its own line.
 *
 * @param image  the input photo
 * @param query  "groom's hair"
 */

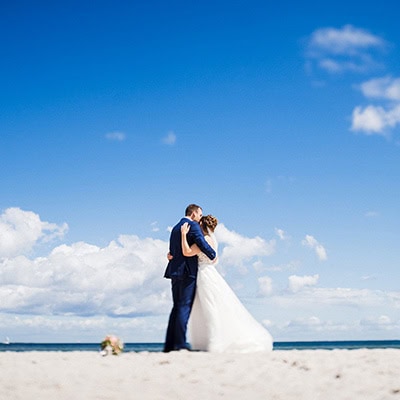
xmin=185 ymin=204 xmax=201 ymax=216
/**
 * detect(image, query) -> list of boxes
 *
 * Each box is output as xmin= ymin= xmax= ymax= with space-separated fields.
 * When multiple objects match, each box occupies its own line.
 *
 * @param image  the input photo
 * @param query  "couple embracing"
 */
xmin=164 ymin=204 xmax=273 ymax=353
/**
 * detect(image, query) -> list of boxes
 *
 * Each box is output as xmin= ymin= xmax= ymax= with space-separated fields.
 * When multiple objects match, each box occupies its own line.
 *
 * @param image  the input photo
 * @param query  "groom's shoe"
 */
xmin=164 ymin=345 xmax=192 ymax=353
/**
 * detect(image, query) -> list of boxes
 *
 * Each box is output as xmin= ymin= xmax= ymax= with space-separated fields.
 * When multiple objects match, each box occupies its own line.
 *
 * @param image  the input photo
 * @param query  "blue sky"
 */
xmin=1 ymin=0 xmax=399 ymax=343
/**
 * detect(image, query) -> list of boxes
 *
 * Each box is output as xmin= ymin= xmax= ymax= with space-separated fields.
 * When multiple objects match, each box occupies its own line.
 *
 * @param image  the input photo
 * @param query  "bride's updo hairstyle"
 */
xmin=200 ymin=215 xmax=218 ymax=233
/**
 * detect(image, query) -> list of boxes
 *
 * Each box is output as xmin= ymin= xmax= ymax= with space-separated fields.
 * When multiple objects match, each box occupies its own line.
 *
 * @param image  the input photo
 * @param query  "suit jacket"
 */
xmin=164 ymin=217 xmax=216 ymax=279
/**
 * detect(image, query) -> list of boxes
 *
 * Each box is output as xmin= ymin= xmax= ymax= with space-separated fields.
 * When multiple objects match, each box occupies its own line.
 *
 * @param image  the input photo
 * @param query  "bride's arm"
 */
xmin=204 ymin=234 xmax=218 ymax=264
xmin=181 ymin=223 xmax=201 ymax=256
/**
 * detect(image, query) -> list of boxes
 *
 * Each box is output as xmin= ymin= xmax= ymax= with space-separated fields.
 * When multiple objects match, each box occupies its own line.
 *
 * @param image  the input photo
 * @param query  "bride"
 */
xmin=181 ymin=215 xmax=273 ymax=353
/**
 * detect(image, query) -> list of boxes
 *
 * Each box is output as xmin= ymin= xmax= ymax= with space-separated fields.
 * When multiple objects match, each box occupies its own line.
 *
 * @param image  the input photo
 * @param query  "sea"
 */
xmin=1 ymin=340 xmax=399 ymax=353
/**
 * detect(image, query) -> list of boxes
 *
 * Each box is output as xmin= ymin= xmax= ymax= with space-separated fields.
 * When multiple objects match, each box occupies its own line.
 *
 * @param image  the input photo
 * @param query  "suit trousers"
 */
xmin=164 ymin=275 xmax=196 ymax=352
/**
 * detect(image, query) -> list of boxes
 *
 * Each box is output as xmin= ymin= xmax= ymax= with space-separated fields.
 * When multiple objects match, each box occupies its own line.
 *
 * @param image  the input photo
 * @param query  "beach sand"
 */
xmin=1 ymin=349 xmax=399 ymax=399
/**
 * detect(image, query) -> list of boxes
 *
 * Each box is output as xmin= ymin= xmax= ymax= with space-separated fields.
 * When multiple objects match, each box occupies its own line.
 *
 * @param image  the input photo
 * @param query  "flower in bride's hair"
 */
xmin=100 ymin=335 xmax=124 ymax=356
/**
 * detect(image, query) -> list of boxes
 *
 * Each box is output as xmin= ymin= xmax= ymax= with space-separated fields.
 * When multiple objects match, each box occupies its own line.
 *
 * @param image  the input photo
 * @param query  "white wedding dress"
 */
xmin=188 ymin=234 xmax=273 ymax=353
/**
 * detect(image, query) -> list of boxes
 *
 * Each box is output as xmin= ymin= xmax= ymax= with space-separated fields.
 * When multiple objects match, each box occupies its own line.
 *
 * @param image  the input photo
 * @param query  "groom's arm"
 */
xmin=189 ymin=222 xmax=216 ymax=260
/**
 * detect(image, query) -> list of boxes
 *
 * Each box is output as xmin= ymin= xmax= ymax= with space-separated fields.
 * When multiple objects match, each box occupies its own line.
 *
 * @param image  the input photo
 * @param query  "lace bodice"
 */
xmin=198 ymin=234 xmax=218 ymax=266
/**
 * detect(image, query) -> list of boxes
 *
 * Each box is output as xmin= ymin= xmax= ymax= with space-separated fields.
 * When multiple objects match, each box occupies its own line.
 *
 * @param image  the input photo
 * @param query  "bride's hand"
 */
xmin=167 ymin=252 xmax=173 ymax=260
xmin=181 ymin=222 xmax=190 ymax=235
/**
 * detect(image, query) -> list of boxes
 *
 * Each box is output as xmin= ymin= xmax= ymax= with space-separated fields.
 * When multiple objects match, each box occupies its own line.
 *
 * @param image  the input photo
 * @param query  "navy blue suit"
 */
xmin=163 ymin=217 xmax=216 ymax=352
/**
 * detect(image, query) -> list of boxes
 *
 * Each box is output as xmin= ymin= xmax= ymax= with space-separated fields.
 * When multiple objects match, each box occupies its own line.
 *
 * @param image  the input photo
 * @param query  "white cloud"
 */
xmin=361 ymin=274 xmax=378 ymax=281
xmin=351 ymin=105 xmax=387 ymax=134
xmin=272 ymin=313 xmax=400 ymax=341
xmin=0 ymin=235 xmax=170 ymax=318
xmin=150 ymin=221 xmax=160 ymax=232
xmin=261 ymin=319 xmax=272 ymax=327
xmin=360 ymin=315 xmax=392 ymax=326
xmin=319 ymin=58 xmax=374 ymax=74
xmin=275 ymin=228 xmax=288 ymax=241
xmin=3 ymin=208 xmax=399 ymax=343
xmin=306 ymin=25 xmax=386 ymax=74
xmin=309 ymin=25 xmax=384 ymax=55
xmin=257 ymin=286 xmax=400 ymax=341
xmin=276 ymin=287 xmax=400 ymax=309
xmin=215 ymin=224 xmax=276 ymax=270
xmin=0 ymin=208 xmax=68 ymax=258
xmin=357 ymin=315 xmax=400 ymax=335
xmin=0 ymin=313 xmax=166 ymax=343
xmin=351 ymin=104 xmax=400 ymax=135
xmin=301 ymin=235 xmax=327 ymax=261
xmin=105 ymin=132 xmax=126 ymax=141
xmin=318 ymin=58 xmax=342 ymax=73
xmin=0 ymin=216 xmax=279 ymax=320
xmin=256 ymin=260 xmax=300 ymax=273
xmin=280 ymin=317 xmax=359 ymax=339
xmin=162 ymin=131 xmax=176 ymax=145
xmin=360 ymin=76 xmax=400 ymax=100
xmin=288 ymin=274 xmax=319 ymax=293
xmin=305 ymin=27 xmax=400 ymax=139
xmin=286 ymin=316 xmax=322 ymax=328
xmin=351 ymin=77 xmax=400 ymax=135
xmin=258 ymin=276 xmax=273 ymax=296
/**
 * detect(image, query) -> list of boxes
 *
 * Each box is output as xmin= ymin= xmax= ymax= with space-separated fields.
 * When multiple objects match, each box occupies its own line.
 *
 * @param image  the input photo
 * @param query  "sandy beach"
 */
xmin=1 ymin=349 xmax=399 ymax=400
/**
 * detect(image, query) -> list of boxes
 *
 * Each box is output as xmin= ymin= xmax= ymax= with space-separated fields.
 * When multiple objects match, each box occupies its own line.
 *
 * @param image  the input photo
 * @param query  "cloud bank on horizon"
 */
xmin=0 ymin=208 xmax=398 ymax=342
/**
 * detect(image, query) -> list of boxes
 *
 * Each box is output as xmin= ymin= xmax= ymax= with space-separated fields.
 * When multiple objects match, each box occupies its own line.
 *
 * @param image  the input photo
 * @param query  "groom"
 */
xmin=163 ymin=204 xmax=216 ymax=352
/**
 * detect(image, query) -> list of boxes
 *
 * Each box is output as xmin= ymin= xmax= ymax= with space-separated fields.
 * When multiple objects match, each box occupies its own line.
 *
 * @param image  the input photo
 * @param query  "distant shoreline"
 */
xmin=1 ymin=339 xmax=399 ymax=352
